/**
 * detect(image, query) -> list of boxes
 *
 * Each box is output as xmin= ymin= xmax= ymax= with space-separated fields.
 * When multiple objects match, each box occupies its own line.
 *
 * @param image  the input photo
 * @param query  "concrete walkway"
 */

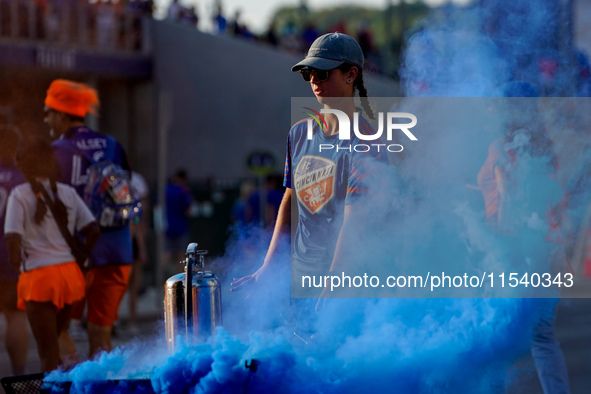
xmin=0 ymin=286 xmax=163 ymax=379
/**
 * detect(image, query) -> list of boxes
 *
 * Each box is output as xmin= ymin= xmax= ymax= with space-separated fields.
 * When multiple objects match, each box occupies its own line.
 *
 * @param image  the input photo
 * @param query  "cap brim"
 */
xmin=291 ymin=57 xmax=345 ymax=72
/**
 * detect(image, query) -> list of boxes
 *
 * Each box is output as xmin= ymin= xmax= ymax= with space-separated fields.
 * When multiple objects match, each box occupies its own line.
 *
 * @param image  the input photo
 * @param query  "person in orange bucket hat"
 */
xmin=46 ymin=79 xmax=135 ymax=359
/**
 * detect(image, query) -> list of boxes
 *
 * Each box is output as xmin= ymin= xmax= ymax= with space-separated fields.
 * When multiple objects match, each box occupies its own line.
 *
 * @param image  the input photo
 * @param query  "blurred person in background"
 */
xmin=166 ymin=0 xmax=183 ymax=22
xmin=265 ymin=20 xmax=278 ymax=47
xmin=301 ymin=23 xmax=319 ymax=52
xmin=476 ymin=81 xmax=570 ymax=393
xmin=356 ymin=22 xmax=374 ymax=61
xmin=242 ymin=175 xmax=284 ymax=228
xmin=95 ymin=0 xmax=119 ymax=48
xmin=46 ymin=79 xmax=135 ymax=358
xmin=180 ymin=6 xmax=199 ymax=28
xmin=128 ymin=0 xmax=154 ymax=17
xmin=230 ymin=179 xmax=256 ymax=227
xmin=44 ymin=0 xmax=61 ymax=42
xmin=4 ymin=138 xmax=99 ymax=372
xmin=328 ymin=18 xmax=347 ymax=35
xmin=279 ymin=21 xmax=302 ymax=54
xmin=0 ymin=125 xmax=27 ymax=375
xmin=212 ymin=2 xmax=226 ymax=34
xmin=263 ymin=174 xmax=284 ymax=228
xmin=165 ymin=168 xmax=192 ymax=275
xmin=126 ymin=0 xmax=155 ymax=49
xmin=230 ymin=9 xmax=242 ymax=36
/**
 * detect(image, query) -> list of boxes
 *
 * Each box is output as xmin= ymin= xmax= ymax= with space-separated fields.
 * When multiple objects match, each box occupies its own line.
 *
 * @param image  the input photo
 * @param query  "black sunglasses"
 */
xmin=300 ymin=68 xmax=331 ymax=82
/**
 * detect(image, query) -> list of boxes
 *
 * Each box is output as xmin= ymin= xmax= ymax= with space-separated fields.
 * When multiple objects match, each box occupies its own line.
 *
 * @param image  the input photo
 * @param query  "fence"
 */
xmin=0 ymin=0 xmax=152 ymax=52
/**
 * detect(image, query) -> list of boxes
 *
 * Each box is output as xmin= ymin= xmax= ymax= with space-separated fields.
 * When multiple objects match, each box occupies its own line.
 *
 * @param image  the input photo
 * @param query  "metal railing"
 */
xmin=0 ymin=0 xmax=152 ymax=53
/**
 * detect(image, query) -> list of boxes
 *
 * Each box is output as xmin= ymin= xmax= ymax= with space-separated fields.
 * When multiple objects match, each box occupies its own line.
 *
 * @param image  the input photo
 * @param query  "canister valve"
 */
xmin=182 ymin=243 xmax=208 ymax=270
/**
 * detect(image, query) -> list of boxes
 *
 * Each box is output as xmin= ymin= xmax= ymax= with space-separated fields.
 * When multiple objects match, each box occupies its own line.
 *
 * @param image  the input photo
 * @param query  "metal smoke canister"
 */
xmin=164 ymin=243 xmax=222 ymax=352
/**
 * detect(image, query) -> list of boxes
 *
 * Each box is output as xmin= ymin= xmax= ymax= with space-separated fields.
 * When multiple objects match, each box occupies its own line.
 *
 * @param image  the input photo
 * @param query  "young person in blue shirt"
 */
xmin=231 ymin=33 xmax=388 ymax=312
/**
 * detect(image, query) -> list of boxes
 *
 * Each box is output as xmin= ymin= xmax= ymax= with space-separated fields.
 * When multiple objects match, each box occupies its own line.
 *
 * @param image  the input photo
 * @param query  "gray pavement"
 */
xmin=0 ymin=286 xmax=163 ymax=379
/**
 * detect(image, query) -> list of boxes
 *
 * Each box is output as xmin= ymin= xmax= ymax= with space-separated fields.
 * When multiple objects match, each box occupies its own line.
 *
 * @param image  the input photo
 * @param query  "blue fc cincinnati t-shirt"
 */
xmin=52 ymin=126 xmax=133 ymax=266
xmin=284 ymin=116 xmax=388 ymax=276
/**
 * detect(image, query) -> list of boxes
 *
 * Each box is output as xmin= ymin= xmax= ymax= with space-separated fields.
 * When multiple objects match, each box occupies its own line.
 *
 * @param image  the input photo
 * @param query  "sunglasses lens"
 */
xmin=317 ymin=70 xmax=329 ymax=81
xmin=300 ymin=69 xmax=330 ymax=82
xmin=301 ymin=70 xmax=312 ymax=82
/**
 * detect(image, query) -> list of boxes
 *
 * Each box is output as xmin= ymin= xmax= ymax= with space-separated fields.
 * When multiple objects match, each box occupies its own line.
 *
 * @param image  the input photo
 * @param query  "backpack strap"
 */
xmin=37 ymin=182 xmax=90 ymax=266
xmin=37 ymin=183 xmax=70 ymax=238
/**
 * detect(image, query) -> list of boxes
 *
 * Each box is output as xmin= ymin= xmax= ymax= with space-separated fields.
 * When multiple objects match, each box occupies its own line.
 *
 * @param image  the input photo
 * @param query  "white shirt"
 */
xmin=4 ymin=180 xmax=96 ymax=271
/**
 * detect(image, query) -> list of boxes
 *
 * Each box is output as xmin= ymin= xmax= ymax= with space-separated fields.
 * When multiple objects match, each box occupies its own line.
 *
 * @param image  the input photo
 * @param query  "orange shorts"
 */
xmin=17 ymin=262 xmax=85 ymax=311
xmin=75 ymin=265 xmax=132 ymax=327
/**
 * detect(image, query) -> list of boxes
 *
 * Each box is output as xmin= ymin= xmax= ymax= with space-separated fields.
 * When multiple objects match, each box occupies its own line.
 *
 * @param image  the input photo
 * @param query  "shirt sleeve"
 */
xmin=345 ymin=120 xmax=389 ymax=205
xmin=283 ymin=132 xmax=292 ymax=189
xmin=4 ymin=189 xmax=25 ymax=235
xmin=72 ymin=190 xmax=97 ymax=231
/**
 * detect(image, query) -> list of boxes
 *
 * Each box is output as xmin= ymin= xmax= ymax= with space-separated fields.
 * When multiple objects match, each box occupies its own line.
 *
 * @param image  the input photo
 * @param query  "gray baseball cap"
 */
xmin=291 ymin=32 xmax=364 ymax=72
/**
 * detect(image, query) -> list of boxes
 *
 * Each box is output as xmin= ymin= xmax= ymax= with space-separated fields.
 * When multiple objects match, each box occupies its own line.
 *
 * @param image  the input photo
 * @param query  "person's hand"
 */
xmin=230 ymin=266 xmax=267 ymax=293
xmin=315 ymin=286 xmax=330 ymax=313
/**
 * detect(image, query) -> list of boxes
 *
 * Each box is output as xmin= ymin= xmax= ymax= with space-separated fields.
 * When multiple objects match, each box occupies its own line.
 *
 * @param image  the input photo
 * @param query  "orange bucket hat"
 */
xmin=45 ymin=79 xmax=99 ymax=118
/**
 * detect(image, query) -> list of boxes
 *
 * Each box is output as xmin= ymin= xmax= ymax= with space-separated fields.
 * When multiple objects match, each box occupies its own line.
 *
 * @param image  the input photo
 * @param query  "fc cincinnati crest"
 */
xmin=294 ymin=155 xmax=336 ymax=214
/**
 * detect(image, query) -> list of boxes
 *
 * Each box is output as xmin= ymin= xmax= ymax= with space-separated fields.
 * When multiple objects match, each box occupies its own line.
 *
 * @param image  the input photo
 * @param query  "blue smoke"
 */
xmin=44 ymin=299 xmax=550 ymax=392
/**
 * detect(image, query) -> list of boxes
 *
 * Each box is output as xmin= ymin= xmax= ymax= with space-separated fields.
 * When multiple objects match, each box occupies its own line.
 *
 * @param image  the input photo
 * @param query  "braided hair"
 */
xmin=340 ymin=63 xmax=375 ymax=120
